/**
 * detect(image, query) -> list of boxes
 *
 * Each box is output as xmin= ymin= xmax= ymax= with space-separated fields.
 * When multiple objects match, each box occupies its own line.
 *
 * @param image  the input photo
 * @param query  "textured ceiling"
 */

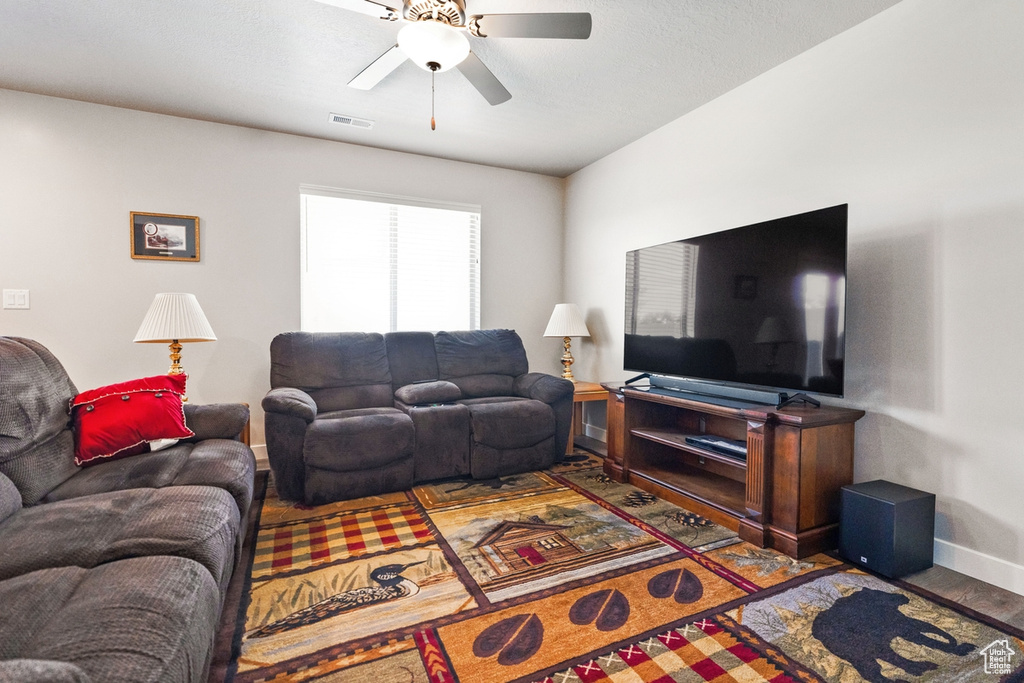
xmin=0 ymin=0 xmax=900 ymax=177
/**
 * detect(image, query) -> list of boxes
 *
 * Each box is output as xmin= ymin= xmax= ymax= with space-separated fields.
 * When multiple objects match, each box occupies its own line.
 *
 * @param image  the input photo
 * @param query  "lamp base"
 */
xmin=167 ymin=340 xmax=188 ymax=402
xmin=167 ymin=340 xmax=184 ymax=375
xmin=560 ymin=336 xmax=576 ymax=383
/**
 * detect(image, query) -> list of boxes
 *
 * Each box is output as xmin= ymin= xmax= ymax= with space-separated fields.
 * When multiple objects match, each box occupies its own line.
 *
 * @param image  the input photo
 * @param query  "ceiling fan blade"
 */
xmin=471 ymin=13 xmax=592 ymax=39
xmin=313 ymin=0 xmax=399 ymax=20
xmin=348 ymin=45 xmax=407 ymax=90
xmin=457 ymin=51 xmax=512 ymax=106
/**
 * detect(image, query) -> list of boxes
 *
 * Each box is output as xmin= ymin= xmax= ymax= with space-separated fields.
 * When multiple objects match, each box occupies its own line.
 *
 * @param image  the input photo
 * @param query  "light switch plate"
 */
xmin=2 ymin=289 xmax=30 ymax=309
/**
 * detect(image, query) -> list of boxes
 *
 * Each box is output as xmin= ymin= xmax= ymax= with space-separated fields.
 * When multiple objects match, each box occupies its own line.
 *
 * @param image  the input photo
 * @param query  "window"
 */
xmin=300 ymin=188 xmax=480 ymax=333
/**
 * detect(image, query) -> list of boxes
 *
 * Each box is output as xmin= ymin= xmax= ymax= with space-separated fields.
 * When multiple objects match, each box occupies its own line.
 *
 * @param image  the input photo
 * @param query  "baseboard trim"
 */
xmin=934 ymin=538 xmax=1024 ymax=596
xmin=250 ymin=444 xmax=269 ymax=472
xmin=583 ymin=425 xmax=607 ymax=442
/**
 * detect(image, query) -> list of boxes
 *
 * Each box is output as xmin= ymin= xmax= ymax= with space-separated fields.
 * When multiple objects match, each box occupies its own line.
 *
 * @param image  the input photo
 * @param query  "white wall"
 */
xmin=565 ymin=0 xmax=1024 ymax=592
xmin=0 ymin=89 xmax=566 ymax=456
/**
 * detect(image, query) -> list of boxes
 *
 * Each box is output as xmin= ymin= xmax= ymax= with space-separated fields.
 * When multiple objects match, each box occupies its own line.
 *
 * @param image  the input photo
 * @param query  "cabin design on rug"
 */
xmin=424 ymin=487 xmax=677 ymax=600
xmin=474 ymin=518 xmax=584 ymax=575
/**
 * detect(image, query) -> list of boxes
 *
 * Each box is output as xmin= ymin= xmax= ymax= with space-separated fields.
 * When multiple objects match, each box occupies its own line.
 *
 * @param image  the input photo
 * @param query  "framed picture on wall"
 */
xmin=130 ymin=212 xmax=200 ymax=261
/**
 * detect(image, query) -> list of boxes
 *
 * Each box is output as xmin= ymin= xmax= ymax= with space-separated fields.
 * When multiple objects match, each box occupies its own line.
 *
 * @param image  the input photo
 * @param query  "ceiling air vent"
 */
xmin=329 ymin=113 xmax=375 ymax=129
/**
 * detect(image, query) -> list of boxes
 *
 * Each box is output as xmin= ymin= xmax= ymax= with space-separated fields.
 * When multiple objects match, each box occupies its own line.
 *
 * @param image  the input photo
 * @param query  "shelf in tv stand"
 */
xmin=629 ymin=461 xmax=748 ymax=522
xmin=622 ymin=387 xmax=865 ymax=559
xmin=630 ymin=428 xmax=748 ymax=470
xmin=627 ymin=426 xmax=749 ymax=531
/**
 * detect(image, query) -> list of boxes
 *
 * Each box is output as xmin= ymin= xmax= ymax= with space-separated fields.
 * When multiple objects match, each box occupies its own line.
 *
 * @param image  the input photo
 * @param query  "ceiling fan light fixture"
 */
xmin=397 ymin=20 xmax=469 ymax=72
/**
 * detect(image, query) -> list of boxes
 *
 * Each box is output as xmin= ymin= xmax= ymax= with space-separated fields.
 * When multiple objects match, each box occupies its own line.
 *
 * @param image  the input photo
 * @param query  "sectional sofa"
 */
xmin=263 ymin=329 xmax=574 ymax=504
xmin=0 ymin=337 xmax=256 ymax=683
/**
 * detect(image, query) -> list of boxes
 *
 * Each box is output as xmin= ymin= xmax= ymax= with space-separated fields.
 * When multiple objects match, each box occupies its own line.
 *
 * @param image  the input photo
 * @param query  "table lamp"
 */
xmin=134 ymin=293 xmax=216 ymax=378
xmin=543 ymin=303 xmax=590 ymax=382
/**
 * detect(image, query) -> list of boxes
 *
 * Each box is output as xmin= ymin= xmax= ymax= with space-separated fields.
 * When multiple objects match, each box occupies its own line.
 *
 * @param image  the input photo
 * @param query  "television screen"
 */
xmin=624 ymin=204 xmax=848 ymax=397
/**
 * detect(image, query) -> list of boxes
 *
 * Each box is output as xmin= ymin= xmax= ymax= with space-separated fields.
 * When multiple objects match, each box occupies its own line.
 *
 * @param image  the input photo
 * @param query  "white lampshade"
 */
xmin=134 ymin=293 xmax=216 ymax=343
xmin=543 ymin=303 xmax=591 ymax=338
xmin=398 ymin=21 xmax=470 ymax=72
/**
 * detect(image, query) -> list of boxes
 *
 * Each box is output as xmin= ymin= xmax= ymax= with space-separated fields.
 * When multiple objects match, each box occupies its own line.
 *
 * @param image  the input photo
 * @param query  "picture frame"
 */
xmin=130 ymin=212 xmax=200 ymax=262
xmin=734 ymin=275 xmax=757 ymax=300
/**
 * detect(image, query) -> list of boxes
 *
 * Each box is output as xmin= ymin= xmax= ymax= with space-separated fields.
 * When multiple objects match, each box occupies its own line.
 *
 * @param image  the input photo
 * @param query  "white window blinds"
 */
xmin=300 ymin=189 xmax=480 ymax=333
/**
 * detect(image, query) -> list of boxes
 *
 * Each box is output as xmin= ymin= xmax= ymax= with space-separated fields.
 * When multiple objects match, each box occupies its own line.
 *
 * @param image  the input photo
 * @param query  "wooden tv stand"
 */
xmin=619 ymin=387 xmax=864 ymax=559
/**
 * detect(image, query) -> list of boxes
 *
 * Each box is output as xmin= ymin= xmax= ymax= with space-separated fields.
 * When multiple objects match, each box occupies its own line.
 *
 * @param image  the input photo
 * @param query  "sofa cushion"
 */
xmin=40 ymin=439 xmax=255 ymax=523
xmin=436 ymin=329 xmax=528 ymax=380
xmin=384 ymin=331 xmax=439 ymax=389
xmin=0 ymin=556 xmax=220 ymax=683
xmin=394 ymin=380 xmax=461 ymax=406
xmin=270 ymin=331 xmax=392 ymax=402
xmin=446 ymin=373 xmax=515 ymax=398
xmin=307 ymin=384 xmax=394 ymax=413
xmin=181 ymin=402 xmax=250 ymax=441
xmin=0 ymin=485 xmax=238 ymax=588
xmin=0 ymin=471 xmax=22 ymax=523
xmin=460 ymin=397 xmax=555 ymax=449
xmin=0 ymin=337 xmax=80 ymax=505
xmin=70 ymin=374 xmax=193 ymax=467
xmin=304 ymin=408 xmax=414 ymax=472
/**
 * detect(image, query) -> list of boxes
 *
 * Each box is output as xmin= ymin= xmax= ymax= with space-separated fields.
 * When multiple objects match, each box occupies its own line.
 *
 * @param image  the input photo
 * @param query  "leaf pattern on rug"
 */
xmin=473 ymin=613 xmax=545 ymax=666
xmin=569 ymin=588 xmax=630 ymax=631
xmin=647 ymin=568 xmax=704 ymax=604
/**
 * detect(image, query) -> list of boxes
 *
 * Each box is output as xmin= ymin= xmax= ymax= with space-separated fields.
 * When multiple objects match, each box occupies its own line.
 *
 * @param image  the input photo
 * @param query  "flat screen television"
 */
xmin=624 ymin=204 xmax=848 ymax=402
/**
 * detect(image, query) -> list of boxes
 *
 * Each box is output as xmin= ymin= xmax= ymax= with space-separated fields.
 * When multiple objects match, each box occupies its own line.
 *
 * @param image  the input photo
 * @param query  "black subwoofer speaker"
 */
xmin=839 ymin=480 xmax=935 ymax=579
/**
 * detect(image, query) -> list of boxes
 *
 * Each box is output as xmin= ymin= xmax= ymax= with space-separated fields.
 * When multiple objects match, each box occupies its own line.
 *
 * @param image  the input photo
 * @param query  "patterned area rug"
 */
xmin=210 ymin=453 xmax=1024 ymax=682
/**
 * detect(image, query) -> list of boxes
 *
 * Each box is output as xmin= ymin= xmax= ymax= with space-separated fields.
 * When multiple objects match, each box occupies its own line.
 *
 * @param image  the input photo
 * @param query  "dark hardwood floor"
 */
xmin=903 ymin=565 xmax=1024 ymax=630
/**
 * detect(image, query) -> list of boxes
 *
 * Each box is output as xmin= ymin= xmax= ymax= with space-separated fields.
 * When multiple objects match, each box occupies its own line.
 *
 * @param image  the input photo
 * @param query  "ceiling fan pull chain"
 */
xmin=429 ymin=61 xmax=439 ymax=130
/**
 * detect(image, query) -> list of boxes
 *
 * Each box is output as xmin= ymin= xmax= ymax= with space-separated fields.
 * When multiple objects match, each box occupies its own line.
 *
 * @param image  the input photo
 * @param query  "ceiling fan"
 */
xmin=315 ymin=0 xmax=592 ymax=107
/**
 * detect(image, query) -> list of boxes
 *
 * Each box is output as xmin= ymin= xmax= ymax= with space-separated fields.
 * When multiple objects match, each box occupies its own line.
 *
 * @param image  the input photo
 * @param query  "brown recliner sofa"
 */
xmin=0 ymin=336 xmax=256 ymax=683
xmin=262 ymin=329 xmax=574 ymax=505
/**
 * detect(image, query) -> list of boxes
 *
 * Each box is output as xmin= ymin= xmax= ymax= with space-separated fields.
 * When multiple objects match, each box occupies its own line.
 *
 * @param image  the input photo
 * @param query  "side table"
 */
xmin=568 ymin=381 xmax=608 ymax=453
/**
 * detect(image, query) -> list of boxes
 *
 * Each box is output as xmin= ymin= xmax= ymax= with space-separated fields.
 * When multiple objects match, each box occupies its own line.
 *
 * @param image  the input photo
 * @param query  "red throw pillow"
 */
xmin=70 ymin=374 xmax=194 ymax=467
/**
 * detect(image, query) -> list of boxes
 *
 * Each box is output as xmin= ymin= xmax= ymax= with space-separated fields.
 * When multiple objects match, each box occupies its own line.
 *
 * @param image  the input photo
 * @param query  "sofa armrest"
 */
xmin=261 ymin=388 xmax=317 ymax=423
xmin=182 ymin=402 xmax=250 ymax=441
xmin=394 ymin=380 xmax=462 ymax=406
xmin=514 ymin=373 xmax=574 ymax=403
xmin=515 ymin=373 xmax=574 ymax=462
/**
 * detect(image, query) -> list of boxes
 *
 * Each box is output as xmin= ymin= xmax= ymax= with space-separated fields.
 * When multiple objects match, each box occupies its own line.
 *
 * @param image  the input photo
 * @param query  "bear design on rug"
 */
xmin=811 ymin=587 xmax=975 ymax=682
